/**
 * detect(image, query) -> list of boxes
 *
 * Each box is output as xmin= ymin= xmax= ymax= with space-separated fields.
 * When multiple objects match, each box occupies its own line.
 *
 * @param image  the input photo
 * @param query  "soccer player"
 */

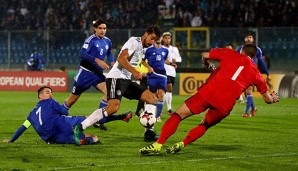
xmin=139 ymin=44 xmax=279 ymax=155
xmin=73 ymin=25 xmax=162 ymax=145
xmin=61 ymin=19 xmax=132 ymax=130
xmin=162 ymin=32 xmax=182 ymax=114
xmin=3 ymin=86 xmax=99 ymax=145
xmin=236 ymin=33 xmax=271 ymax=117
xmin=142 ymin=38 xmax=169 ymax=122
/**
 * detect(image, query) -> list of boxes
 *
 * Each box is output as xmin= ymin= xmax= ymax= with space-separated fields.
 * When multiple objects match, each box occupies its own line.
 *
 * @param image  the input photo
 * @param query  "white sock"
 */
xmin=144 ymin=104 xmax=156 ymax=115
xmin=166 ymin=92 xmax=172 ymax=110
xmin=165 ymin=92 xmax=169 ymax=108
xmin=81 ymin=108 xmax=108 ymax=130
xmin=239 ymin=94 xmax=244 ymax=101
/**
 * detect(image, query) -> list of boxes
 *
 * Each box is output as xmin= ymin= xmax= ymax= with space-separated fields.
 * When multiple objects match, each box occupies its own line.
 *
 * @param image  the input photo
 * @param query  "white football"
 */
xmin=139 ymin=111 xmax=157 ymax=128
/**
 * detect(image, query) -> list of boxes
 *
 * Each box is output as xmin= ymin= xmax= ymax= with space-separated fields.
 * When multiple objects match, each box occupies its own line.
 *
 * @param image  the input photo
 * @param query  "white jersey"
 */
xmin=163 ymin=45 xmax=181 ymax=77
xmin=106 ymin=37 xmax=144 ymax=79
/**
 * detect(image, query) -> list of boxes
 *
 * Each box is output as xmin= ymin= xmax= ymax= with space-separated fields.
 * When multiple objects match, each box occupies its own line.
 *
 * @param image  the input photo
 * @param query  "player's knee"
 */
xmin=157 ymin=91 xmax=164 ymax=100
xmin=141 ymin=90 xmax=157 ymax=104
xmin=106 ymin=102 xmax=120 ymax=115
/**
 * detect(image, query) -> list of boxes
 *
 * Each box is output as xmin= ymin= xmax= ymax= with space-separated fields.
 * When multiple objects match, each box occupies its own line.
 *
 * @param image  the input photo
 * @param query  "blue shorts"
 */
xmin=147 ymin=72 xmax=167 ymax=93
xmin=72 ymin=68 xmax=106 ymax=95
xmin=53 ymin=116 xmax=86 ymax=144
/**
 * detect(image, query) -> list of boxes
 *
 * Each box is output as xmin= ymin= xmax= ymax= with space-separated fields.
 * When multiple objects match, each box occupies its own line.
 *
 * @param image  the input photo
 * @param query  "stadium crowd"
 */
xmin=0 ymin=0 xmax=297 ymax=30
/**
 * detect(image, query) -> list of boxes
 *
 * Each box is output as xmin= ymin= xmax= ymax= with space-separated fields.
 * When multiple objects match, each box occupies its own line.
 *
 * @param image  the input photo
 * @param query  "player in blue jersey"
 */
xmin=236 ymin=33 xmax=271 ymax=117
xmin=62 ymin=19 xmax=132 ymax=130
xmin=3 ymin=86 xmax=99 ymax=145
xmin=142 ymin=38 xmax=169 ymax=122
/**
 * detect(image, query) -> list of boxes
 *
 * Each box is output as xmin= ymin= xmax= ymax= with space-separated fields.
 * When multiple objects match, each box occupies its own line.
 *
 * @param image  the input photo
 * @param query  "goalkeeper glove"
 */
xmin=270 ymin=91 xmax=280 ymax=103
xmin=203 ymin=62 xmax=216 ymax=71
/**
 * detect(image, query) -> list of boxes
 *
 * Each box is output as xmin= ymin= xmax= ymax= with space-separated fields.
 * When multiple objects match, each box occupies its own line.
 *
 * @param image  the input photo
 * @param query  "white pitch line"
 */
xmin=49 ymin=152 xmax=297 ymax=170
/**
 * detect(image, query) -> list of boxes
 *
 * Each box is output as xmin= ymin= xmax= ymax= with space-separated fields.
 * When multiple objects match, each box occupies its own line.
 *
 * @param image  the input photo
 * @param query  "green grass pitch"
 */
xmin=0 ymin=91 xmax=297 ymax=170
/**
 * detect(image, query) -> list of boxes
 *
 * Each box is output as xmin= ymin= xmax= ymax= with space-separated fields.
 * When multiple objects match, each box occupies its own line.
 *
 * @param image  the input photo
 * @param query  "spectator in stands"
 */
xmin=191 ymin=10 xmax=202 ymax=27
xmin=0 ymin=0 xmax=297 ymax=30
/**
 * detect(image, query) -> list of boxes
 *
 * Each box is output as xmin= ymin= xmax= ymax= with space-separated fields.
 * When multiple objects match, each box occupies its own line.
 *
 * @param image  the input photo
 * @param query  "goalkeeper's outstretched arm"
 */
xmin=261 ymin=91 xmax=280 ymax=104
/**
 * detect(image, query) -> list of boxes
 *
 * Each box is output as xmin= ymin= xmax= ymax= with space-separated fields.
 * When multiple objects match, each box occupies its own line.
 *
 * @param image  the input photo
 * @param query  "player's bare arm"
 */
xmin=117 ymin=49 xmax=142 ymax=80
xmin=95 ymin=58 xmax=109 ymax=69
xmin=165 ymin=59 xmax=177 ymax=69
xmin=201 ymin=52 xmax=216 ymax=71
xmin=266 ymin=74 xmax=272 ymax=82
xmin=201 ymin=52 xmax=210 ymax=63
xmin=171 ymin=59 xmax=177 ymax=69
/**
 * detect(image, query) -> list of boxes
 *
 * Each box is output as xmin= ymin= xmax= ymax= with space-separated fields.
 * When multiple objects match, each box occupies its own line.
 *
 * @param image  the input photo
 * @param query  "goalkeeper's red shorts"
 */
xmin=185 ymin=92 xmax=228 ymax=128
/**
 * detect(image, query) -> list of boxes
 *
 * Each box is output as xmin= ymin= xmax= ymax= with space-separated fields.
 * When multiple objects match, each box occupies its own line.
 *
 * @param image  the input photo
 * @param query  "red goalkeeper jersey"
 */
xmin=198 ymin=48 xmax=268 ymax=114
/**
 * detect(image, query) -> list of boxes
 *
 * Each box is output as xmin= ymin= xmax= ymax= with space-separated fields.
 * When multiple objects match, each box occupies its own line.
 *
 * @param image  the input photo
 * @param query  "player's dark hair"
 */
xmin=245 ymin=32 xmax=254 ymax=37
xmin=242 ymin=44 xmax=257 ymax=58
xmin=146 ymin=25 xmax=161 ymax=38
xmin=92 ymin=18 xmax=106 ymax=28
xmin=37 ymin=86 xmax=52 ymax=98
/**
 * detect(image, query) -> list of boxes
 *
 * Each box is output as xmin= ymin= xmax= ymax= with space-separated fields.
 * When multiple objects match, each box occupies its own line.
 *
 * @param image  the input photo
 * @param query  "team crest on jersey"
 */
xmin=117 ymin=90 xmax=121 ymax=96
xmin=83 ymin=44 xmax=88 ymax=49
xmin=162 ymin=52 xmax=165 ymax=56
xmin=105 ymin=45 xmax=109 ymax=49
xmin=130 ymin=45 xmax=134 ymax=51
xmin=96 ymin=44 xmax=99 ymax=47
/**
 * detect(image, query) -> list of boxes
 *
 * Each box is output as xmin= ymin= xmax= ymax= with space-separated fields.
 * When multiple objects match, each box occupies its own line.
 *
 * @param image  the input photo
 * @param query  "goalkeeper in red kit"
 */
xmin=140 ymin=44 xmax=279 ymax=155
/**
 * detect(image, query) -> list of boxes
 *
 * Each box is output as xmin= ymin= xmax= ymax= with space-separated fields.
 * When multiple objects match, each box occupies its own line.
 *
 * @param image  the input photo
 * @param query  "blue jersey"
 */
xmin=143 ymin=45 xmax=168 ymax=75
xmin=79 ymin=34 xmax=114 ymax=75
xmin=143 ymin=45 xmax=168 ymax=92
xmin=236 ymin=45 xmax=269 ymax=75
xmin=27 ymin=98 xmax=69 ymax=142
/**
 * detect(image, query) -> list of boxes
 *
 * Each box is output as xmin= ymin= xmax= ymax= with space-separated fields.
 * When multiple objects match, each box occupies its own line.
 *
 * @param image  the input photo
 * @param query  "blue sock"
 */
xmin=245 ymin=95 xmax=253 ymax=113
xmin=156 ymin=100 xmax=164 ymax=118
xmin=99 ymin=99 xmax=108 ymax=108
xmin=250 ymin=95 xmax=255 ymax=110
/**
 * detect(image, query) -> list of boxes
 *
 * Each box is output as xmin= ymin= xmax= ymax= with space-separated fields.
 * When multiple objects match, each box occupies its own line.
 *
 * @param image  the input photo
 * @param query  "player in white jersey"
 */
xmin=162 ymin=32 xmax=182 ymax=114
xmin=73 ymin=25 xmax=162 ymax=145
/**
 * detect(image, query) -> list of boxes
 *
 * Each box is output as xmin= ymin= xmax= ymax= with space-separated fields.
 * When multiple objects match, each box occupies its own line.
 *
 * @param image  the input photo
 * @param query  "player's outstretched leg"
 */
xmin=93 ymin=111 xmax=133 ymax=130
xmin=139 ymin=142 xmax=162 ymax=155
xmin=122 ymin=111 xmax=133 ymax=122
xmin=166 ymin=142 xmax=184 ymax=154
xmin=73 ymin=124 xmax=83 ymax=146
